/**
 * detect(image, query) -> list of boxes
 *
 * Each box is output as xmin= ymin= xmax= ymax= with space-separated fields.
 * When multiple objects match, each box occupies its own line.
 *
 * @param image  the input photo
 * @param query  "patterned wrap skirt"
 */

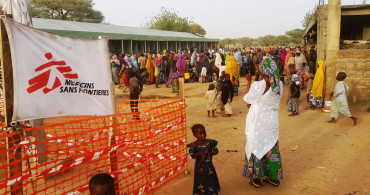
xmin=243 ymin=141 xmax=283 ymax=181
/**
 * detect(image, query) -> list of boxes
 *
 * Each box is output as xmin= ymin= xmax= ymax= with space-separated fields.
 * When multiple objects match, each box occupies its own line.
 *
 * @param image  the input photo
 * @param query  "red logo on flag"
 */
xmin=27 ymin=53 xmax=78 ymax=94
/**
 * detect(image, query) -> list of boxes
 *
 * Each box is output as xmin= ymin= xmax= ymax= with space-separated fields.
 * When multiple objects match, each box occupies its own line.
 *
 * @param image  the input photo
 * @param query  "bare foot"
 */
xmin=352 ymin=117 xmax=358 ymax=126
xmin=327 ymin=119 xmax=336 ymax=123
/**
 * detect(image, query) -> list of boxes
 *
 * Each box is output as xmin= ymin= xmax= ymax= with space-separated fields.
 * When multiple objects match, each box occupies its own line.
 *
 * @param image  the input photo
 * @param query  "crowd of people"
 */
xmin=109 ymin=45 xmax=358 ymax=194
xmin=110 ymin=45 xmax=322 ymax=117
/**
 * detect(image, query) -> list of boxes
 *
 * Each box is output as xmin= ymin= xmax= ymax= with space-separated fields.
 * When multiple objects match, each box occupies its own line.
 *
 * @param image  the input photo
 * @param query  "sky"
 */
xmin=93 ymin=0 xmax=366 ymax=39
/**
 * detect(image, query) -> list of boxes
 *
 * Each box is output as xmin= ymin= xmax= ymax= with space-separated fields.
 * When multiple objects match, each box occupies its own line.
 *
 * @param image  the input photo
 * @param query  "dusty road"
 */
xmin=116 ymin=78 xmax=370 ymax=195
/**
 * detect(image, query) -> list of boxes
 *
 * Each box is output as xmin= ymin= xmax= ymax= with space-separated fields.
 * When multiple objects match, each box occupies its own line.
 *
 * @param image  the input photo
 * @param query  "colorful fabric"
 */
xmin=155 ymin=54 xmax=162 ymax=77
xmin=176 ymin=54 xmax=186 ymax=75
xmin=311 ymin=60 xmax=326 ymax=98
xmin=146 ymin=55 xmax=154 ymax=83
xmin=225 ymin=56 xmax=238 ymax=82
xmin=156 ymin=61 xmax=167 ymax=85
xmin=225 ymin=52 xmax=230 ymax=64
xmin=309 ymin=93 xmax=324 ymax=108
xmin=280 ymin=49 xmax=287 ymax=68
xmin=129 ymin=56 xmax=138 ymax=72
xmin=284 ymin=49 xmax=291 ymax=69
xmin=291 ymin=74 xmax=300 ymax=82
xmin=259 ymin=58 xmax=281 ymax=95
xmin=244 ymin=141 xmax=283 ymax=181
xmin=297 ymin=68 xmax=305 ymax=88
xmin=287 ymin=98 xmax=299 ymax=113
xmin=188 ymin=140 xmax=221 ymax=195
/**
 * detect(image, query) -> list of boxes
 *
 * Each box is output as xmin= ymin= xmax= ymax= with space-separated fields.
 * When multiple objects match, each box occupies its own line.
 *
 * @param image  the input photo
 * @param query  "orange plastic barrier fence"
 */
xmin=0 ymin=99 xmax=187 ymax=194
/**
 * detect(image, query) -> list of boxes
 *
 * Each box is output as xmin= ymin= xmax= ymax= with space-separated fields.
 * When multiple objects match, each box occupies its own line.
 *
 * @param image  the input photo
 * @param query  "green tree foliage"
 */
xmin=285 ymin=28 xmax=304 ymax=44
xmin=145 ymin=7 xmax=190 ymax=32
xmin=220 ymin=28 xmax=304 ymax=47
xmin=188 ymin=23 xmax=206 ymax=37
xmin=302 ymin=11 xmax=314 ymax=28
xmin=145 ymin=8 xmax=207 ymax=37
xmin=31 ymin=0 xmax=104 ymax=23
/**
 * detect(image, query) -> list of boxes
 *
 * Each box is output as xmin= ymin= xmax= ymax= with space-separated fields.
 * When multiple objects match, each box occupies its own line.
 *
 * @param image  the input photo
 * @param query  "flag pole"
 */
xmin=0 ymin=12 xmax=24 ymax=194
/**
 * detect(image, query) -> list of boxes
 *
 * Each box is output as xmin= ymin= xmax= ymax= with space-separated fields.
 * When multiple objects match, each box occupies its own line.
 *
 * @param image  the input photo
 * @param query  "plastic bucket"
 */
xmin=184 ymin=73 xmax=190 ymax=79
xmin=323 ymin=101 xmax=332 ymax=113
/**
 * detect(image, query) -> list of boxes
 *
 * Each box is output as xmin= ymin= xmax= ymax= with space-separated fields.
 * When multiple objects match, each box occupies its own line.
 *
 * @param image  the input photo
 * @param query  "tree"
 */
xmin=188 ymin=23 xmax=206 ymax=37
xmin=285 ymin=29 xmax=304 ymax=44
xmin=302 ymin=11 xmax=314 ymax=28
xmin=257 ymin=35 xmax=278 ymax=46
xmin=275 ymin=35 xmax=290 ymax=46
xmin=145 ymin=7 xmax=190 ymax=32
xmin=219 ymin=38 xmax=236 ymax=47
xmin=31 ymin=0 xmax=104 ymax=23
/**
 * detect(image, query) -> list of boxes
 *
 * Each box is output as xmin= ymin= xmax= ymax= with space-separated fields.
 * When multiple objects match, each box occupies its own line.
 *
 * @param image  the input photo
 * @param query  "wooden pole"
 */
xmin=130 ymin=40 xmax=133 ymax=55
xmin=144 ymin=40 xmax=147 ymax=53
xmin=121 ymin=40 xmax=124 ymax=53
xmin=179 ymin=77 xmax=185 ymax=100
xmin=0 ymin=15 xmax=23 ymax=194
xmin=99 ymin=36 xmax=120 ymax=192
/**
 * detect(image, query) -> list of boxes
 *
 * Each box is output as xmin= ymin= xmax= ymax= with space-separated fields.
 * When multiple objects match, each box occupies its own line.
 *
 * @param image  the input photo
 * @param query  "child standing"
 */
xmin=205 ymin=84 xmax=217 ymax=117
xmin=327 ymin=72 xmax=358 ymax=125
xmin=188 ymin=124 xmax=220 ymax=195
xmin=288 ymin=74 xmax=300 ymax=116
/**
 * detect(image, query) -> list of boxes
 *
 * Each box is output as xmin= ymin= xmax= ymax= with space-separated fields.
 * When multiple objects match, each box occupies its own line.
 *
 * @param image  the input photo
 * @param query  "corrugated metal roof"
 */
xmin=32 ymin=18 xmax=219 ymax=42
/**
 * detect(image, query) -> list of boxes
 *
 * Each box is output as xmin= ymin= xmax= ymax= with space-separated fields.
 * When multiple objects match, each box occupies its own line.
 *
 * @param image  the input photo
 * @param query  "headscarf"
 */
xmin=146 ymin=55 xmax=154 ymax=83
xmin=311 ymin=60 xmax=326 ymax=98
xmin=191 ymin=52 xmax=196 ymax=64
xmin=215 ymin=53 xmax=222 ymax=66
xmin=234 ymin=52 xmax=243 ymax=67
xmin=291 ymin=74 xmax=300 ymax=82
xmin=129 ymin=56 xmax=138 ymax=72
xmin=225 ymin=52 xmax=230 ymax=64
xmin=284 ymin=49 xmax=291 ymax=69
xmin=225 ymin=56 xmax=238 ymax=82
xmin=176 ymin=54 xmax=186 ymax=75
xmin=259 ymin=57 xmax=281 ymax=95
xmin=280 ymin=49 xmax=287 ymax=68
xmin=111 ymin=55 xmax=120 ymax=65
xmin=155 ymin=54 xmax=162 ymax=77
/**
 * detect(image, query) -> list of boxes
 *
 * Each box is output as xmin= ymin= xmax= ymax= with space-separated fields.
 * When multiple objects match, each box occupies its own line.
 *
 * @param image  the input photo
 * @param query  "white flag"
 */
xmin=1 ymin=0 xmax=32 ymax=26
xmin=3 ymin=18 xmax=115 ymax=121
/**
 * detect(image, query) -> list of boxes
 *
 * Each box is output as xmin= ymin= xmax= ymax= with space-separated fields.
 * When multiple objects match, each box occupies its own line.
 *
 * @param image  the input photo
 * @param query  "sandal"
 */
xmin=250 ymin=178 xmax=262 ymax=188
xmin=263 ymin=178 xmax=280 ymax=186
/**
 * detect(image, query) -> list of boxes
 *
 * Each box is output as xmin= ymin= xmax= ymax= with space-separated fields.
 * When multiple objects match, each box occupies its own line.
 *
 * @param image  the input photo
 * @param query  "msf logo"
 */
xmin=27 ymin=53 xmax=78 ymax=94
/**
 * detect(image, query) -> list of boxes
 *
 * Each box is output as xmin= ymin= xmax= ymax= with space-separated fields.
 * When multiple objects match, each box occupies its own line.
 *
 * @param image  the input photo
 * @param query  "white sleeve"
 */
xmin=243 ymin=81 xmax=266 ymax=104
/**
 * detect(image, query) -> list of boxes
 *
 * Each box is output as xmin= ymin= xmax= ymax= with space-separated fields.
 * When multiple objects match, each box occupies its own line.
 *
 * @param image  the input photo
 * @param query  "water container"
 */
xmin=323 ymin=101 xmax=332 ymax=113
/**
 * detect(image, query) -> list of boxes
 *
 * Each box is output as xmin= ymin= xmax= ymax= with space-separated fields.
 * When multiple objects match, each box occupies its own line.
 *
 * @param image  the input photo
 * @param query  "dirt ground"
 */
xmin=116 ymin=78 xmax=370 ymax=195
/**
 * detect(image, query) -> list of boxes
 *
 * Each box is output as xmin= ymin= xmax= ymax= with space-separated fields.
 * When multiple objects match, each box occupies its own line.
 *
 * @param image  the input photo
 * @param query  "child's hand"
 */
xmin=329 ymin=92 xmax=334 ymax=98
xmin=198 ymin=151 xmax=207 ymax=158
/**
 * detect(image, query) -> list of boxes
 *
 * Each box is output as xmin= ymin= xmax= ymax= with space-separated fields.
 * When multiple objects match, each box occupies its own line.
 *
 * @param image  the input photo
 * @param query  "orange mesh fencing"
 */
xmin=0 ymin=99 xmax=187 ymax=194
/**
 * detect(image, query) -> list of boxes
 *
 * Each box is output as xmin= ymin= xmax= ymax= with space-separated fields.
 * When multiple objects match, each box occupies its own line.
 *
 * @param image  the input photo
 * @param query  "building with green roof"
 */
xmin=32 ymin=18 xmax=220 ymax=54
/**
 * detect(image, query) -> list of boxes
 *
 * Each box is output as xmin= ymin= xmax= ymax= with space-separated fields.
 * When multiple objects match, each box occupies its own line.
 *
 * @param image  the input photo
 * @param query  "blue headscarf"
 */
xmin=129 ymin=56 xmax=138 ymax=72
